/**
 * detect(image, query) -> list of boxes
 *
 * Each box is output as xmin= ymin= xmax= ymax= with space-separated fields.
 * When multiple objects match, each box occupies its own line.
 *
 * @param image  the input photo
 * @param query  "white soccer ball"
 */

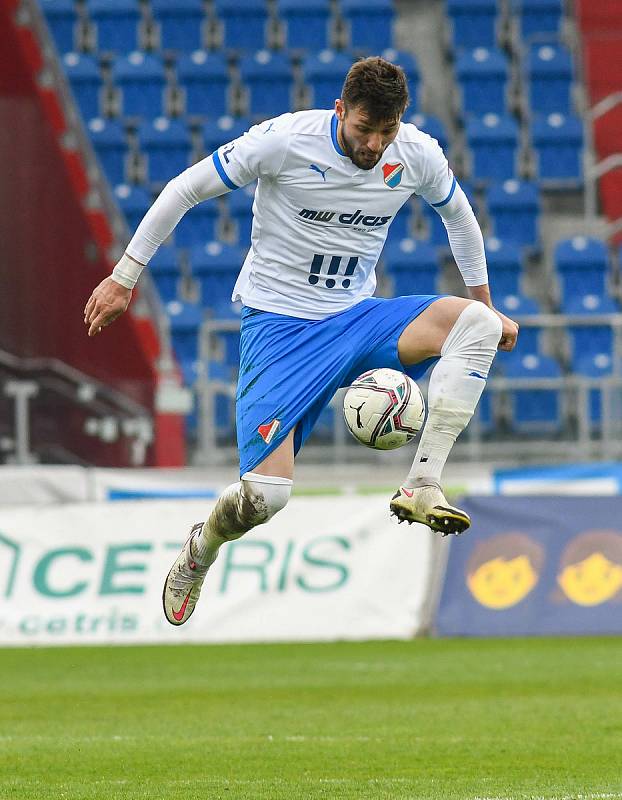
xmin=342 ymin=368 xmax=426 ymax=450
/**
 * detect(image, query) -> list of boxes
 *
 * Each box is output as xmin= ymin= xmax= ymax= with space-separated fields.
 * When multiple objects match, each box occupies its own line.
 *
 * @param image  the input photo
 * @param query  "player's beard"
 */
xmin=340 ymin=127 xmax=382 ymax=171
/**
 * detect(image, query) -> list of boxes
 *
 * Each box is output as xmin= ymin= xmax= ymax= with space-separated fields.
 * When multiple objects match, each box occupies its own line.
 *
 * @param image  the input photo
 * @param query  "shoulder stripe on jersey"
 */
xmin=212 ymin=151 xmax=238 ymax=190
xmin=431 ymin=175 xmax=457 ymax=208
xmin=331 ymin=114 xmax=345 ymax=156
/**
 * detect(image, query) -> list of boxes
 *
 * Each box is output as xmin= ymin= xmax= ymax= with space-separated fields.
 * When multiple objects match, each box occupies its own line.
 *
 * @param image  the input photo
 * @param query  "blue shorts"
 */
xmin=236 ymin=295 xmax=441 ymax=476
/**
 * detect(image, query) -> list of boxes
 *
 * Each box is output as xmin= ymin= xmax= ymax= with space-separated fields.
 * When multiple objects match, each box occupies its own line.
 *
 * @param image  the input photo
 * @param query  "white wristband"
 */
xmin=111 ymin=253 xmax=144 ymax=289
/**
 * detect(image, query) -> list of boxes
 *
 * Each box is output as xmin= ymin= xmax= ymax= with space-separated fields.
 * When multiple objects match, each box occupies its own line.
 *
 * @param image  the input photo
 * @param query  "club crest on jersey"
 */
xmin=258 ymin=418 xmax=281 ymax=444
xmin=382 ymin=162 xmax=404 ymax=188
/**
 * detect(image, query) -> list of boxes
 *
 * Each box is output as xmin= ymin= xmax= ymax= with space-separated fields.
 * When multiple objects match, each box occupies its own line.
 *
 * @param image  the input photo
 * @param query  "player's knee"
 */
xmin=468 ymin=302 xmax=503 ymax=346
xmin=240 ymin=473 xmax=292 ymax=527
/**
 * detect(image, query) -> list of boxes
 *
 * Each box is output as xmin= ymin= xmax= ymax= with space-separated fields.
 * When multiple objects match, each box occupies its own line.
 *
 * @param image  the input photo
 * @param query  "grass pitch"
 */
xmin=1 ymin=637 xmax=621 ymax=800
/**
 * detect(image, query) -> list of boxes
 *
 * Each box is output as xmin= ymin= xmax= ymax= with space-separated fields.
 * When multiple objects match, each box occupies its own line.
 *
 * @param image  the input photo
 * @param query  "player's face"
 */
xmin=336 ymin=101 xmax=401 ymax=170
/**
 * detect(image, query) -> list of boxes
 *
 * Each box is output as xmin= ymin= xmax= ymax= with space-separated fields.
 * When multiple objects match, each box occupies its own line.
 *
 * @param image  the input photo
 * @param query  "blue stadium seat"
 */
xmin=63 ymin=53 xmax=102 ymax=121
xmin=181 ymin=359 xmax=235 ymax=441
xmin=88 ymin=117 xmax=127 ymax=186
xmin=114 ymin=184 xmax=152 ymax=232
xmin=88 ymin=0 xmax=141 ymax=53
xmin=487 ymin=180 xmax=540 ymax=248
xmin=203 ymin=116 xmax=251 ymax=155
xmin=341 ymin=0 xmax=394 ymax=52
xmin=214 ymin=0 xmax=268 ymax=52
xmin=495 ymin=293 xmax=542 ymax=353
xmin=177 ymin=51 xmax=229 ymax=117
xmin=302 ymin=50 xmax=354 ymax=109
xmin=41 ymin=0 xmax=77 ymax=53
xmin=149 ymin=245 xmax=183 ymax=302
xmin=278 ymin=0 xmax=331 ymax=51
xmin=466 ymin=113 xmax=519 ymax=182
xmin=531 ymin=113 xmax=583 ymax=183
xmin=240 ymin=51 xmax=293 ymax=118
xmin=189 ymin=242 xmax=245 ymax=309
xmin=456 ymin=47 xmax=509 ymax=115
xmin=226 ymin=187 xmax=255 ymax=246
xmin=573 ymin=352 xmax=614 ymax=427
xmin=505 ymin=353 xmax=563 ymax=433
xmin=513 ymin=0 xmax=562 ymax=39
xmin=112 ymin=52 xmax=167 ymax=118
xmin=385 ymin=202 xmax=414 ymax=244
xmin=565 ymin=294 xmax=617 ymax=362
xmin=383 ymin=238 xmax=439 ymax=295
xmin=405 ymin=113 xmax=448 ymax=151
xmin=210 ymin=301 xmax=242 ymax=368
xmin=151 ymin=0 xmax=205 ymax=51
xmin=138 ymin=117 xmax=192 ymax=183
xmin=446 ymin=0 xmax=498 ymax=50
xmin=554 ymin=237 xmax=610 ymax=306
xmin=166 ymin=300 xmax=203 ymax=362
xmin=526 ymin=43 xmax=573 ymax=115
xmin=175 ymin=199 xmax=219 ymax=249
xmin=485 ymin=237 xmax=524 ymax=296
xmin=381 ymin=49 xmax=421 ymax=107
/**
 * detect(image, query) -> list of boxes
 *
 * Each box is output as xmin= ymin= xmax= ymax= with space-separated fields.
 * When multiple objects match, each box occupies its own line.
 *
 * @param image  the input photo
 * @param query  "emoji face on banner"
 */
xmin=557 ymin=530 xmax=622 ymax=606
xmin=466 ymin=533 xmax=545 ymax=609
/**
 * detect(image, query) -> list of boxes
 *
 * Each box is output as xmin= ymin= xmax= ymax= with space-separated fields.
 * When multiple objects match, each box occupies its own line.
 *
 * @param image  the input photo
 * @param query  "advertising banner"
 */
xmin=0 ymin=497 xmax=434 ymax=646
xmin=436 ymin=496 xmax=622 ymax=636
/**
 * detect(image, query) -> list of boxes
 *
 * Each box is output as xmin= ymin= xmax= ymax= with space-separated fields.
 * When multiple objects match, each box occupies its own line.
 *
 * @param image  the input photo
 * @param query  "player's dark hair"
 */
xmin=341 ymin=57 xmax=409 ymax=123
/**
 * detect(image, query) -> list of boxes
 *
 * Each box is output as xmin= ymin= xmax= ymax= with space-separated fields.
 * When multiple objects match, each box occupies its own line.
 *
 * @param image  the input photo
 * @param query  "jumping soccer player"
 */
xmin=84 ymin=57 xmax=519 ymax=626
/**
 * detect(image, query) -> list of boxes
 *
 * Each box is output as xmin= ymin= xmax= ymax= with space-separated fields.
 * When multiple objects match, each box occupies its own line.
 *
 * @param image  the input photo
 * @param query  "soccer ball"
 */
xmin=342 ymin=368 xmax=426 ymax=450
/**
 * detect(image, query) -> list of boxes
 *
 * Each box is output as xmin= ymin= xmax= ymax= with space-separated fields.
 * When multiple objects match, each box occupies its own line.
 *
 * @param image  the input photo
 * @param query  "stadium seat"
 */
xmin=226 ymin=187 xmax=255 ymax=246
xmin=383 ymin=238 xmax=439 ymax=296
xmin=181 ymin=359 xmax=235 ymax=441
xmin=554 ymin=236 xmax=609 ymax=304
xmin=112 ymin=52 xmax=167 ymax=118
xmin=485 ymin=237 xmax=524 ymax=296
xmin=278 ymin=0 xmax=332 ymax=51
xmin=513 ymin=0 xmax=563 ymax=39
xmin=175 ymin=199 xmax=219 ymax=249
xmin=239 ymin=51 xmax=294 ymax=119
xmin=88 ymin=0 xmax=141 ymax=53
xmin=446 ymin=0 xmax=498 ymax=50
xmin=166 ymin=300 xmax=203 ymax=363
xmin=114 ymin=184 xmax=152 ymax=233
xmin=385 ymin=202 xmax=414 ymax=244
xmin=137 ymin=117 xmax=192 ymax=183
xmin=214 ymin=0 xmax=268 ymax=52
xmin=455 ymin=48 xmax=509 ymax=115
xmin=149 ymin=245 xmax=183 ymax=303
xmin=531 ymin=113 xmax=583 ymax=183
xmin=63 ymin=53 xmax=103 ymax=121
xmin=41 ymin=0 xmax=77 ymax=53
xmin=151 ymin=0 xmax=205 ymax=52
xmin=573 ymin=352 xmax=614 ymax=427
xmin=466 ymin=113 xmax=519 ymax=183
xmin=176 ymin=51 xmax=229 ymax=117
xmin=210 ymin=301 xmax=242 ymax=368
xmin=88 ymin=117 xmax=127 ymax=186
xmin=302 ymin=50 xmax=354 ymax=109
xmin=189 ymin=242 xmax=245 ymax=309
xmin=505 ymin=353 xmax=563 ymax=433
xmin=406 ymin=113 xmax=448 ymax=151
xmin=487 ymin=180 xmax=540 ymax=248
xmin=495 ymin=293 xmax=542 ymax=353
xmin=203 ymin=116 xmax=251 ymax=155
xmin=341 ymin=0 xmax=395 ymax=52
xmin=565 ymin=294 xmax=617 ymax=364
xmin=526 ymin=43 xmax=573 ymax=116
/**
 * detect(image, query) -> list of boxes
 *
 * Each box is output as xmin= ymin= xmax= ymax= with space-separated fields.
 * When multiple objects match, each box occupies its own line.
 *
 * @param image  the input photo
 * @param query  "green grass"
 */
xmin=1 ymin=638 xmax=621 ymax=800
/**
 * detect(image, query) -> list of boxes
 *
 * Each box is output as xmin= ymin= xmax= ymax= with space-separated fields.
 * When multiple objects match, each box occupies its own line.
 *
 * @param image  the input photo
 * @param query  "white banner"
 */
xmin=0 ymin=497 xmax=434 ymax=646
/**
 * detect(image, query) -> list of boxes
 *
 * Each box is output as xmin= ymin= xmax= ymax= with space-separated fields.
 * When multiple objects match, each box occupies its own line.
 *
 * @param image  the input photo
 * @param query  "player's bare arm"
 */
xmin=83 ymin=265 xmax=135 ymax=337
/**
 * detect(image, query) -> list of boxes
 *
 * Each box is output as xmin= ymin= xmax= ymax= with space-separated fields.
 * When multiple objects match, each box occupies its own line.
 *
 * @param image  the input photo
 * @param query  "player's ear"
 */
xmin=335 ymin=99 xmax=345 ymax=120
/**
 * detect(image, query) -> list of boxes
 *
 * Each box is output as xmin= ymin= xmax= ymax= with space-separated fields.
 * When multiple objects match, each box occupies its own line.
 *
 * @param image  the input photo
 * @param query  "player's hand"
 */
xmin=493 ymin=309 xmax=519 ymax=352
xmin=84 ymin=276 xmax=132 ymax=337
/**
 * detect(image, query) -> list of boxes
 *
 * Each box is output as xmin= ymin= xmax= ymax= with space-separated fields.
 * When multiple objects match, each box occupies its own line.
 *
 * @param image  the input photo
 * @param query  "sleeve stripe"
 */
xmin=431 ymin=175 xmax=457 ymax=208
xmin=212 ymin=151 xmax=238 ymax=190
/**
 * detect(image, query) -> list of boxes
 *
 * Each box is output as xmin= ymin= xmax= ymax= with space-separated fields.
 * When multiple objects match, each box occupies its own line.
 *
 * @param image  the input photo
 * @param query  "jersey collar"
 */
xmin=331 ymin=114 xmax=346 ymax=156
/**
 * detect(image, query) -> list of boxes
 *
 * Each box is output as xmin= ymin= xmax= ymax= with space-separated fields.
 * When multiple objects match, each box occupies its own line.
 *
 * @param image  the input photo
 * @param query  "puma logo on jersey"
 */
xmin=309 ymin=164 xmax=332 ymax=181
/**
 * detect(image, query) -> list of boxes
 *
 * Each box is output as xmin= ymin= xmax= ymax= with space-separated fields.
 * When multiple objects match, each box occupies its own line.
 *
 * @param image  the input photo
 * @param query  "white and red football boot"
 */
xmin=390 ymin=481 xmax=471 ymax=536
xmin=162 ymin=522 xmax=209 ymax=626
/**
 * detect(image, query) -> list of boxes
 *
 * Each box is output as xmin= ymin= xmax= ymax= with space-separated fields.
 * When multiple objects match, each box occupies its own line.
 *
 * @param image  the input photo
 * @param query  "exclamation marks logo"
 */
xmin=307 ymin=255 xmax=359 ymax=288
xmin=308 ymin=254 xmax=324 ymax=285
xmin=342 ymin=256 xmax=358 ymax=288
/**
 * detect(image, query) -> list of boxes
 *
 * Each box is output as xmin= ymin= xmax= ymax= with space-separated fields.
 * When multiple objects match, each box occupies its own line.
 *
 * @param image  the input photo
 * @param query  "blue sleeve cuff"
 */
xmin=212 ymin=151 xmax=238 ymax=190
xmin=431 ymin=175 xmax=457 ymax=208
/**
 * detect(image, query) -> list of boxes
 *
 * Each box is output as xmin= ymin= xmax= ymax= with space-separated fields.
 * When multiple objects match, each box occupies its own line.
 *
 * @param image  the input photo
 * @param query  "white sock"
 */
xmin=191 ymin=474 xmax=292 ymax=566
xmin=404 ymin=303 xmax=502 ymax=488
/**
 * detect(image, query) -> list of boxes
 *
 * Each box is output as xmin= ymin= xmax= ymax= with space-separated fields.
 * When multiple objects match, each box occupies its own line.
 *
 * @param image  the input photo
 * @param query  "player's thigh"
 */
xmin=397 ymin=296 xmax=474 ymax=365
xmin=250 ymin=427 xmax=296 ymax=480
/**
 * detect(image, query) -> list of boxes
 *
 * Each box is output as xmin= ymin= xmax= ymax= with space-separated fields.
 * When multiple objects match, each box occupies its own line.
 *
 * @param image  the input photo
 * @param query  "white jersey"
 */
xmin=212 ymin=110 xmax=455 ymax=320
